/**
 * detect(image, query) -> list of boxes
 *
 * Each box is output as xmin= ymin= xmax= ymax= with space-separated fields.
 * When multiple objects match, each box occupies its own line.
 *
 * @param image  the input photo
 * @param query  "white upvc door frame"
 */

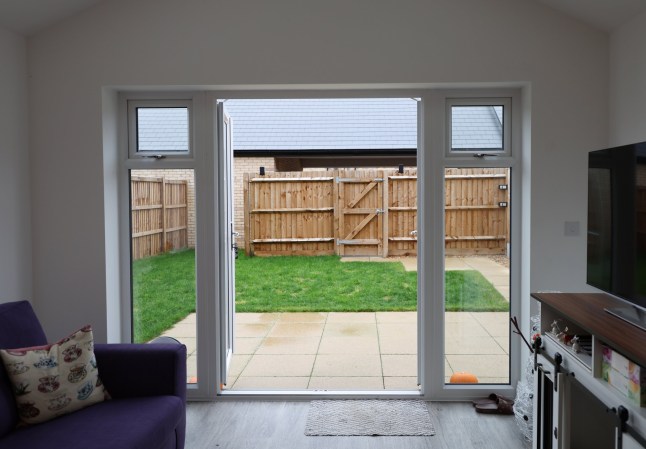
xmin=119 ymin=91 xmax=217 ymax=400
xmin=422 ymin=88 xmax=523 ymax=400
xmin=118 ymin=86 xmax=525 ymax=401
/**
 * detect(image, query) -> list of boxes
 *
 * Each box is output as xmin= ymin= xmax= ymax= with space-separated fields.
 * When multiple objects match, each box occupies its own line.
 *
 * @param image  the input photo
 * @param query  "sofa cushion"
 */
xmin=0 ymin=301 xmax=48 ymax=438
xmin=0 ymin=396 xmax=183 ymax=449
xmin=0 ymin=325 xmax=109 ymax=426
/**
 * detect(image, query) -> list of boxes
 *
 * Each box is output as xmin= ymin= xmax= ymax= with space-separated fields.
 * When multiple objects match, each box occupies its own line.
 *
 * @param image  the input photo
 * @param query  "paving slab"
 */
xmin=165 ymin=306 xmax=510 ymax=388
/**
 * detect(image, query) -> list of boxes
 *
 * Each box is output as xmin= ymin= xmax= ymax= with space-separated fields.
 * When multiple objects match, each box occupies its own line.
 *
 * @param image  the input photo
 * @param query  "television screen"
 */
xmin=587 ymin=143 xmax=646 ymax=311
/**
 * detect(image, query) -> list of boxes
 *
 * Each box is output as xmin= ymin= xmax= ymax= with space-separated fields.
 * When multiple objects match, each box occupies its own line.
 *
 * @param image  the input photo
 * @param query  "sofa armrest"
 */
xmin=94 ymin=344 xmax=186 ymax=402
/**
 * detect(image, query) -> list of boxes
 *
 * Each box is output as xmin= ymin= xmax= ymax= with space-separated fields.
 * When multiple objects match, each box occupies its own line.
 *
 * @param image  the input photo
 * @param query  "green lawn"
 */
xmin=235 ymin=253 xmax=416 ymax=312
xmin=132 ymin=250 xmax=508 ymax=342
xmin=132 ymin=249 xmax=196 ymax=343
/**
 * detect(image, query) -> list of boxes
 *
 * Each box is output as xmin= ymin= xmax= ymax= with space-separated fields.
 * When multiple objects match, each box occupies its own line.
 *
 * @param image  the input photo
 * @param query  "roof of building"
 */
xmin=451 ymin=105 xmax=503 ymax=150
xmin=224 ymin=98 xmax=418 ymax=151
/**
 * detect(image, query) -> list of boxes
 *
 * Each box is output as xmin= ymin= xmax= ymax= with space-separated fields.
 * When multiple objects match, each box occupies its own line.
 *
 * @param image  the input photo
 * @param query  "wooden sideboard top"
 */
xmin=531 ymin=292 xmax=646 ymax=367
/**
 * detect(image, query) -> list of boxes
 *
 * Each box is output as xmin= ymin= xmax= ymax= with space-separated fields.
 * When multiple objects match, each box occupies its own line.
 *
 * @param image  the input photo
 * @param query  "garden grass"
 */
xmin=132 ymin=250 xmax=508 ymax=341
xmin=132 ymin=249 xmax=196 ymax=343
xmin=235 ymin=253 xmax=417 ymax=312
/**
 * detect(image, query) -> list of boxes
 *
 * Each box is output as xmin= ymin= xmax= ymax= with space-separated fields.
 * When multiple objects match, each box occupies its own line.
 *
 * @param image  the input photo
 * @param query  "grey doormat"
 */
xmin=305 ymin=399 xmax=436 ymax=436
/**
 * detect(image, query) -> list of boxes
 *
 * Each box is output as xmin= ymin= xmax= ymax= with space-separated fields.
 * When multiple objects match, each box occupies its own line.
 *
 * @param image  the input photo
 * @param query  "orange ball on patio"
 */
xmin=449 ymin=371 xmax=479 ymax=383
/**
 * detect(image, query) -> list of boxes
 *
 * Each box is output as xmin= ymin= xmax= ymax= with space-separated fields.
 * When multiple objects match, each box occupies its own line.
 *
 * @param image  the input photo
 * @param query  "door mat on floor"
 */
xmin=304 ymin=400 xmax=436 ymax=436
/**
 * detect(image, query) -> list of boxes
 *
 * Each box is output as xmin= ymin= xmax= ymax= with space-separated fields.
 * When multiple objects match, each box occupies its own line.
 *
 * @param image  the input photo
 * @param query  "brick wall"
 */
xmin=233 ymin=157 xmax=276 ymax=248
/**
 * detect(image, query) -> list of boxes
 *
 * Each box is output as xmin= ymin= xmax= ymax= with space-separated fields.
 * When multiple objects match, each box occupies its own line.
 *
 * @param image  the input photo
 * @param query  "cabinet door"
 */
xmin=534 ymin=360 xmax=556 ymax=449
xmin=553 ymin=372 xmax=566 ymax=449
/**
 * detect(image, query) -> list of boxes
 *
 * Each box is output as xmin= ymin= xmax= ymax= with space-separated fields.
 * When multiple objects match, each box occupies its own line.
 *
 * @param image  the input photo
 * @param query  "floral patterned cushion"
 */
xmin=0 ymin=325 xmax=109 ymax=425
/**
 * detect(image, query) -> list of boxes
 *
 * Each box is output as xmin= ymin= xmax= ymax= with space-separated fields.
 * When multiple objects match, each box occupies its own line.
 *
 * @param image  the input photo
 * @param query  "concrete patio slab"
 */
xmin=312 ymin=354 xmax=383 ymax=377
xmin=229 ymin=354 xmax=252 ymax=377
xmin=381 ymin=354 xmax=417 ymax=377
xmin=326 ymin=312 xmax=376 ymax=323
xmin=445 ymin=335 xmax=507 ymax=355
xmin=267 ymin=322 xmax=324 ymax=338
xmin=377 ymin=322 xmax=417 ymax=337
xmin=383 ymin=377 xmax=419 ymax=390
xmin=376 ymin=311 xmax=417 ymax=323
xmin=233 ymin=337 xmax=263 ymax=354
xmin=235 ymin=323 xmax=274 ymax=338
xmin=322 ymin=322 xmax=377 ymax=338
xmin=163 ymin=255 xmax=513 ymax=389
xmin=254 ymin=336 xmax=321 ymax=355
xmin=276 ymin=312 xmax=327 ymax=323
xmin=317 ymin=336 xmax=380 ymax=354
xmin=445 ymin=354 xmax=510 ymax=379
xmin=378 ymin=333 xmax=417 ymax=354
xmin=242 ymin=354 xmax=316 ymax=377
xmin=235 ymin=313 xmax=280 ymax=324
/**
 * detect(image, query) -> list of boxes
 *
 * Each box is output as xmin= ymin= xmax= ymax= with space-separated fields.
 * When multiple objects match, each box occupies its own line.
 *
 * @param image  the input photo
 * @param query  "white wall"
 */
xmin=610 ymin=10 xmax=646 ymax=145
xmin=26 ymin=0 xmax=609 ymax=341
xmin=0 ymin=26 xmax=31 ymax=303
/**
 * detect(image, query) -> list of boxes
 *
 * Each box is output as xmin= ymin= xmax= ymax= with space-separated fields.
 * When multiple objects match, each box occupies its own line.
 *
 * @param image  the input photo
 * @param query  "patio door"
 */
xmin=217 ymin=102 xmax=236 ymax=385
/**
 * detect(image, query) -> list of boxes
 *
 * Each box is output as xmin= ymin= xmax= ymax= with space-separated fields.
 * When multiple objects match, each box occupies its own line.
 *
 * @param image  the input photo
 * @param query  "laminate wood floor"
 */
xmin=186 ymin=401 xmax=531 ymax=449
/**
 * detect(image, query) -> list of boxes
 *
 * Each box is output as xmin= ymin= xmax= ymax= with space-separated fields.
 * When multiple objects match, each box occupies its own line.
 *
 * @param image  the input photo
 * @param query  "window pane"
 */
xmin=137 ymin=107 xmax=189 ymax=153
xmin=444 ymin=167 xmax=510 ymax=385
xmin=451 ymin=105 xmax=504 ymax=152
xmin=130 ymin=169 xmax=197 ymax=384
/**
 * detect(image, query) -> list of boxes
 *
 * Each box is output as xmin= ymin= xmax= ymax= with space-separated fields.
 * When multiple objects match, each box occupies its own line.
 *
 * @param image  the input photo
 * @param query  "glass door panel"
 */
xmin=444 ymin=167 xmax=510 ymax=384
xmin=130 ymin=168 xmax=197 ymax=384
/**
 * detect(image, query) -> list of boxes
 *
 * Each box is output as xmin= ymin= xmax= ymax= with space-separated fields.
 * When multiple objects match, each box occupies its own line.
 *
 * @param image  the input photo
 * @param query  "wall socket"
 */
xmin=564 ymin=221 xmax=580 ymax=237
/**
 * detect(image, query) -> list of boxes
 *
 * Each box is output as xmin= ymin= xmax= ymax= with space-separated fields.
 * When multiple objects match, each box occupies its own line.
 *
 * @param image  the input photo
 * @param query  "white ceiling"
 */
xmin=0 ymin=0 xmax=645 ymax=36
xmin=0 ymin=0 xmax=105 ymax=36
xmin=535 ymin=0 xmax=646 ymax=32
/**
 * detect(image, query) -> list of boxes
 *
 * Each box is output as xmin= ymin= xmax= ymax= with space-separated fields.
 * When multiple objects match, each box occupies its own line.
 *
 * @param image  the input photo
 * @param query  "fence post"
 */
xmin=332 ymin=169 xmax=339 ymax=256
xmin=161 ymin=177 xmax=167 ymax=253
xmin=383 ymin=170 xmax=389 ymax=258
xmin=243 ymin=173 xmax=251 ymax=256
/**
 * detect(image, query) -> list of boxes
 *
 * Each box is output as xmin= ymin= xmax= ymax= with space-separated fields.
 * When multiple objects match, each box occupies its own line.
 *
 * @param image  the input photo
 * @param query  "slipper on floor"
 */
xmin=475 ymin=397 xmax=514 ymax=415
xmin=472 ymin=393 xmax=514 ymax=407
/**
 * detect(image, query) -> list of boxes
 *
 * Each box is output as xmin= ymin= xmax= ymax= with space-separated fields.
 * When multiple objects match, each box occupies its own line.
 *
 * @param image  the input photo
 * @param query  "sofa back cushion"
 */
xmin=0 ymin=301 xmax=48 ymax=437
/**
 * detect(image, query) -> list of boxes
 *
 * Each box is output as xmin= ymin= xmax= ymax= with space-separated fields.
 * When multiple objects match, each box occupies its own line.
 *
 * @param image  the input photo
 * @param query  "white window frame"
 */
xmin=119 ymin=92 xmax=215 ymax=401
xmin=127 ymin=99 xmax=194 ymax=160
xmin=425 ymin=88 xmax=522 ymax=401
xmin=114 ymin=87 xmax=525 ymax=402
xmin=446 ymin=97 xmax=512 ymax=158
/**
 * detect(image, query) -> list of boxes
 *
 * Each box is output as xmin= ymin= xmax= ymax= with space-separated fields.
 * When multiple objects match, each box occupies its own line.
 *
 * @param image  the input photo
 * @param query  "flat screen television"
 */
xmin=587 ymin=142 xmax=646 ymax=331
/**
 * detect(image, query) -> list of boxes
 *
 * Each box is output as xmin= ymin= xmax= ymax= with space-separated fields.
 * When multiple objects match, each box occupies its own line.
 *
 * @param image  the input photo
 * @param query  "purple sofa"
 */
xmin=0 ymin=301 xmax=186 ymax=449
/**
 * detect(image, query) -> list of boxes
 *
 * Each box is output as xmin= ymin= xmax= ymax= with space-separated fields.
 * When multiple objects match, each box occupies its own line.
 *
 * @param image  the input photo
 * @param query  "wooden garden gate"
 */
xmin=336 ymin=171 xmax=384 ymax=256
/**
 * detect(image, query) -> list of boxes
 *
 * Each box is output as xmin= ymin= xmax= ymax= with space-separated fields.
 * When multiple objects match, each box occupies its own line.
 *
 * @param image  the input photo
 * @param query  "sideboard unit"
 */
xmin=532 ymin=292 xmax=646 ymax=449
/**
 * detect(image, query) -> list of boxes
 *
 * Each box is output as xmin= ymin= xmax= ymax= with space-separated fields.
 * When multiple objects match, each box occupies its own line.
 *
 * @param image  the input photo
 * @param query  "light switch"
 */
xmin=564 ymin=221 xmax=580 ymax=237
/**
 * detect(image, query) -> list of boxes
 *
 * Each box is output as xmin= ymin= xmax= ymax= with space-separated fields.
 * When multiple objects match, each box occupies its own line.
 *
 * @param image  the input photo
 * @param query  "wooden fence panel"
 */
xmin=248 ymin=170 xmax=336 ymax=256
xmin=444 ymin=168 xmax=509 ymax=255
xmin=388 ymin=170 xmax=418 ymax=257
xmin=244 ymin=168 xmax=509 ymax=257
xmin=131 ymin=177 xmax=188 ymax=260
